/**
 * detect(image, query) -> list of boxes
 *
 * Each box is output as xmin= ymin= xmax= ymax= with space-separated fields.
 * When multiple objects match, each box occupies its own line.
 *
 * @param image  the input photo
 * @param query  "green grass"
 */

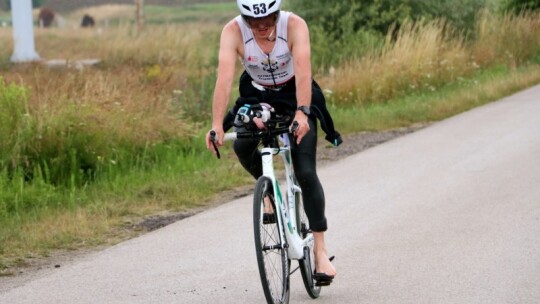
xmin=0 ymin=134 xmax=252 ymax=269
xmin=2 ymin=62 xmax=539 ymax=271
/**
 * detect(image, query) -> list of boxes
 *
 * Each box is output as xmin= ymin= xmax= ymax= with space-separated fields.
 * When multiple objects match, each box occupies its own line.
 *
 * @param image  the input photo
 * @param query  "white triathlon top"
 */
xmin=235 ymin=11 xmax=294 ymax=86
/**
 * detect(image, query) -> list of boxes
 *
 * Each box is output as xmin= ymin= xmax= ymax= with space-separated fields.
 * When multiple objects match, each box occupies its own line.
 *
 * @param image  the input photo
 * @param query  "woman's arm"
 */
xmin=288 ymin=14 xmax=312 ymax=144
xmin=206 ymin=20 xmax=241 ymax=151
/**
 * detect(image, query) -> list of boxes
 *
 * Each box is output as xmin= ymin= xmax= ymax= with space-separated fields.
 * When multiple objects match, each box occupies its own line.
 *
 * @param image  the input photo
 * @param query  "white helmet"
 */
xmin=237 ymin=0 xmax=282 ymax=18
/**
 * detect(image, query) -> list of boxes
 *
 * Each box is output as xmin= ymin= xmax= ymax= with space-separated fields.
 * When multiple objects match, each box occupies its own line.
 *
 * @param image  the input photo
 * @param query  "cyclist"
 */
xmin=205 ymin=0 xmax=339 ymax=285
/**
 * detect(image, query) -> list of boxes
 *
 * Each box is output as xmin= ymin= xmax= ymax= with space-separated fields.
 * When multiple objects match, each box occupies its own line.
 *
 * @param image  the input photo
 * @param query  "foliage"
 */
xmin=288 ymin=0 xmax=489 ymax=37
xmin=309 ymin=20 xmax=384 ymax=72
xmin=287 ymin=0 xmax=490 ymax=69
xmin=502 ymin=0 xmax=540 ymax=13
xmin=321 ymin=10 xmax=540 ymax=105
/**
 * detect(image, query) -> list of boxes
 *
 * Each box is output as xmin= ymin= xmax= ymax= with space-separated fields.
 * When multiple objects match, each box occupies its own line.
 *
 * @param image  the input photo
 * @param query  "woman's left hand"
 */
xmin=292 ymin=111 xmax=310 ymax=144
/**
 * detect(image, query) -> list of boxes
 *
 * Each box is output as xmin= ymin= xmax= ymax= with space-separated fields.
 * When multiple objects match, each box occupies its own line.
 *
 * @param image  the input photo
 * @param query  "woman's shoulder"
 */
xmin=285 ymin=12 xmax=307 ymax=28
xmin=222 ymin=17 xmax=242 ymax=36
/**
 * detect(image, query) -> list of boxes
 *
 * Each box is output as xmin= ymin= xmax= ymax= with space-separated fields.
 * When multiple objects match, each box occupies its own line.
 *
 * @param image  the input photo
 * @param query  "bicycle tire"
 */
xmin=295 ymin=181 xmax=321 ymax=299
xmin=253 ymin=177 xmax=290 ymax=304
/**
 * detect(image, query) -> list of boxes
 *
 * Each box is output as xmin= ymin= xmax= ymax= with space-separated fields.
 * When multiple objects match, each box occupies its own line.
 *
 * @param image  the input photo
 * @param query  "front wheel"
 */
xmin=253 ymin=177 xmax=290 ymax=304
xmin=295 ymin=183 xmax=321 ymax=298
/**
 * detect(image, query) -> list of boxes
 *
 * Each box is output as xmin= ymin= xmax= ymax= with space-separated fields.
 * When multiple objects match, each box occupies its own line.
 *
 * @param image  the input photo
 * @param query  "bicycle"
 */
xmin=210 ymin=103 xmax=323 ymax=304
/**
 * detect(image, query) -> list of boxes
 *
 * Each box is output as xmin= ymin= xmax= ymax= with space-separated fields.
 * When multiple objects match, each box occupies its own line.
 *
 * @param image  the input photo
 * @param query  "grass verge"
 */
xmin=330 ymin=64 xmax=540 ymax=132
xmin=1 ymin=62 xmax=539 ymax=272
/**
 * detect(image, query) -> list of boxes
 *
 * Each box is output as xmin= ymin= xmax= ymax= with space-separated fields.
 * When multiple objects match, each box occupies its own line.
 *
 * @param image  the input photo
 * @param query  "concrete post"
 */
xmin=10 ymin=0 xmax=40 ymax=62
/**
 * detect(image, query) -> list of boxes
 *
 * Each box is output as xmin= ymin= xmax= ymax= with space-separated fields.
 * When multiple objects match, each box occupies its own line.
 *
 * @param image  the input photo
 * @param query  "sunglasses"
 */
xmin=244 ymin=13 xmax=278 ymax=29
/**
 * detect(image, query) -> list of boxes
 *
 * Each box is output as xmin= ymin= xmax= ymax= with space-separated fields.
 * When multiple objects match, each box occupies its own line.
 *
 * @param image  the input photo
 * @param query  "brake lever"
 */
xmin=209 ymin=130 xmax=221 ymax=159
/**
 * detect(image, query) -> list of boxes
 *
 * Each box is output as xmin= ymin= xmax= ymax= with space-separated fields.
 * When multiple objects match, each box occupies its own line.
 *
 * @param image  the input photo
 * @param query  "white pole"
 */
xmin=10 ymin=0 xmax=40 ymax=62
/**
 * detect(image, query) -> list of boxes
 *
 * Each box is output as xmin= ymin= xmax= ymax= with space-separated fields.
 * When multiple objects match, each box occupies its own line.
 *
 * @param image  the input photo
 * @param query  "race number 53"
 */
xmin=253 ymin=3 xmax=267 ymax=15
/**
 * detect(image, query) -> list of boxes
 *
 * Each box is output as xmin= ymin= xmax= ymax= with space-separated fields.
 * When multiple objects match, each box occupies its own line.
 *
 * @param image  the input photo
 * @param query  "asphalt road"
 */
xmin=1 ymin=85 xmax=539 ymax=304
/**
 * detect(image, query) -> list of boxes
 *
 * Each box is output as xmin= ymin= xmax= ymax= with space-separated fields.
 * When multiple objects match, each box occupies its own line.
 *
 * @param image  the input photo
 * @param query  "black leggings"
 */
xmin=233 ymin=116 xmax=328 ymax=232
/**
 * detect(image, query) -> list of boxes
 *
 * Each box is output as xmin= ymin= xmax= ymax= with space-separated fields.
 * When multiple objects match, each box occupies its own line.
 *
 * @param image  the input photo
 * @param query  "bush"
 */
xmin=318 ymin=9 xmax=540 ymax=106
xmin=287 ymin=0 xmax=408 ymax=39
xmin=288 ymin=0 xmax=488 ymax=37
xmin=287 ymin=0 xmax=489 ymax=70
xmin=502 ymin=0 xmax=540 ymax=13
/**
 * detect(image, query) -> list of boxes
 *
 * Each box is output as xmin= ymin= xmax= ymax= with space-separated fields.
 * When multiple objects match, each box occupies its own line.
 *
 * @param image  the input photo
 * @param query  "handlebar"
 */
xmin=210 ymin=122 xmax=298 ymax=159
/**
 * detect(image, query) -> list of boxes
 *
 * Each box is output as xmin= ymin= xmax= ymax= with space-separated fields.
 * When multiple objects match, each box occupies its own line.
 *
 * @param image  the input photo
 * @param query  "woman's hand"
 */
xmin=206 ymin=127 xmax=224 ymax=156
xmin=292 ymin=111 xmax=310 ymax=144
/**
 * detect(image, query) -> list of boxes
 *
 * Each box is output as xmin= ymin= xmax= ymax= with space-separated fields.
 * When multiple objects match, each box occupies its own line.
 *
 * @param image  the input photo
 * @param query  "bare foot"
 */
xmin=313 ymin=232 xmax=336 ymax=276
xmin=314 ymin=250 xmax=336 ymax=276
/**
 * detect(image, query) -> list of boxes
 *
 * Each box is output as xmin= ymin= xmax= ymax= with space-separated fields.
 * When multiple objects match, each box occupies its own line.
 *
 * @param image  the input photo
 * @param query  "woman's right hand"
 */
xmin=206 ymin=127 xmax=224 ymax=156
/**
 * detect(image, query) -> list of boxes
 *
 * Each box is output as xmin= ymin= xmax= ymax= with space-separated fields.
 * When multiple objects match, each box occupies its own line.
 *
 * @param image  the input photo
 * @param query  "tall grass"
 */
xmin=321 ymin=11 xmax=540 ymax=105
xmin=473 ymin=10 xmax=540 ymax=66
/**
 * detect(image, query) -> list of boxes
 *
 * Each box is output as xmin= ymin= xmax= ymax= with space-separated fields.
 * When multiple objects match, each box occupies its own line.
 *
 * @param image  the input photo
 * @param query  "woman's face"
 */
xmin=245 ymin=13 xmax=278 ymax=39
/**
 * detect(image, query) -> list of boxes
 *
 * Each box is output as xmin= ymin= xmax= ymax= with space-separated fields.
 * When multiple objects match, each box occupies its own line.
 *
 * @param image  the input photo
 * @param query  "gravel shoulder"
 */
xmin=0 ymin=123 xmax=428 ymax=291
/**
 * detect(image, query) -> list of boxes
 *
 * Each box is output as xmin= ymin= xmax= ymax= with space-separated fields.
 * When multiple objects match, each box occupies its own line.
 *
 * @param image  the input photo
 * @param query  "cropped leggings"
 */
xmin=233 ymin=117 xmax=328 ymax=232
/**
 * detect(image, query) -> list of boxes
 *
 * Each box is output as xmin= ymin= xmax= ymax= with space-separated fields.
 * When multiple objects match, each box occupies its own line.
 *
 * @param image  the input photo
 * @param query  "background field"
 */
xmin=1 ymin=0 xmax=539 ymax=272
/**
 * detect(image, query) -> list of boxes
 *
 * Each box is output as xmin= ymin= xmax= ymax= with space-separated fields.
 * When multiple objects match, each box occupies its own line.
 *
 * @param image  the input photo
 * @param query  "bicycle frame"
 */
xmin=212 ymin=120 xmax=313 ymax=260
xmin=261 ymin=134 xmax=313 ymax=260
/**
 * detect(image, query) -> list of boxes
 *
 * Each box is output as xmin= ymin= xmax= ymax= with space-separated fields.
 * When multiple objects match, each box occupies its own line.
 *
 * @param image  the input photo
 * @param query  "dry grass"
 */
xmin=473 ymin=11 xmax=540 ymax=66
xmin=321 ymin=19 xmax=472 ymax=105
xmin=0 ymin=21 xmax=223 ymax=147
xmin=321 ymin=11 xmax=540 ymax=106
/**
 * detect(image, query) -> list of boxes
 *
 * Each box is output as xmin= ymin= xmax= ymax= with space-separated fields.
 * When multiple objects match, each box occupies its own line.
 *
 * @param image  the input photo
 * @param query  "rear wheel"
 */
xmin=253 ymin=177 xmax=290 ymax=304
xmin=295 ymin=182 xmax=321 ymax=298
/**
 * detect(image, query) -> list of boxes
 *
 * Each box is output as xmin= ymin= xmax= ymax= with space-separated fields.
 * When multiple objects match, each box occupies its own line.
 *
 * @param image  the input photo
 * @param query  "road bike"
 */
xmin=210 ymin=103 xmax=322 ymax=304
